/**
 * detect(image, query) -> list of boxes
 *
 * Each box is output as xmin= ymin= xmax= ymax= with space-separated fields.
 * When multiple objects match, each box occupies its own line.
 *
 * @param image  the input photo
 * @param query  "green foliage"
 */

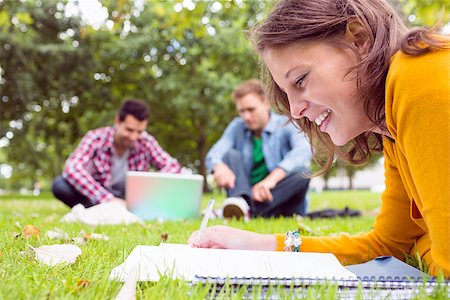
xmin=399 ymin=0 xmax=449 ymax=26
xmin=0 ymin=0 xmax=268 ymax=188
xmin=0 ymin=0 xmax=446 ymax=189
xmin=0 ymin=0 xmax=103 ymax=185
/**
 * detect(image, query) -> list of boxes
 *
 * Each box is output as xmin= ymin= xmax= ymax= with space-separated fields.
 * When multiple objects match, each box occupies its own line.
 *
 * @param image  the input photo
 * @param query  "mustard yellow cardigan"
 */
xmin=276 ymin=47 xmax=450 ymax=277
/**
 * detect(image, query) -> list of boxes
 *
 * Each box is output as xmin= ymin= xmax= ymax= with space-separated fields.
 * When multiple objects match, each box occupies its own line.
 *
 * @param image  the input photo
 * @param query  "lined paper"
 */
xmin=110 ymin=243 xmax=356 ymax=282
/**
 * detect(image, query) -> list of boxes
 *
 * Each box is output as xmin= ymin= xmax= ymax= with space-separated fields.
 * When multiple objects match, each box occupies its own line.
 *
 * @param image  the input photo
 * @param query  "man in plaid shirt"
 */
xmin=52 ymin=99 xmax=181 ymax=208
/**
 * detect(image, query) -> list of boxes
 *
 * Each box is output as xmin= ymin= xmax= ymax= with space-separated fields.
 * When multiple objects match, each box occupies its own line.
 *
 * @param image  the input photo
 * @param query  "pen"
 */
xmin=197 ymin=198 xmax=215 ymax=242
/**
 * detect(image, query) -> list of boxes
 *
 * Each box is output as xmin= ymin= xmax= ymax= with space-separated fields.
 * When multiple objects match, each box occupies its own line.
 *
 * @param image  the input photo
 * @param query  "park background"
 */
xmin=0 ymin=1 xmax=449 ymax=299
xmin=0 ymin=0 xmax=449 ymax=194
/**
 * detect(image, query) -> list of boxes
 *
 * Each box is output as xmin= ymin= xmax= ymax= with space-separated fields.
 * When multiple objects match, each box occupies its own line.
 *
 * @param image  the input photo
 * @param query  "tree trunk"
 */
xmin=197 ymin=130 xmax=210 ymax=193
xmin=347 ymin=170 xmax=356 ymax=190
xmin=323 ymin=173 xmax=330 ymax=190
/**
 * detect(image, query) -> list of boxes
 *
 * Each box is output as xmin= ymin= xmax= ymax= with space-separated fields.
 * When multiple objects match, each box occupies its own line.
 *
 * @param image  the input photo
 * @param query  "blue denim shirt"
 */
xmin=205 ymin=112 xmax=311 ymax=176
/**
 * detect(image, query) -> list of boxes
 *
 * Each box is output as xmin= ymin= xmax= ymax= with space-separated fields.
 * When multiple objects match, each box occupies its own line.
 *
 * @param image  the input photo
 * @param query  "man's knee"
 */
xmin=52 ymin=176 xmax=93 ymax=208
xmin=222 ymin=149 xmax=242 ymax=166
xmin=51 ymin=176 xmax=71 ymax=199
xmin=285 ymin=169 xmax=310 ymax=188
xmin=52 ymin=176 xmax=62 ymax=195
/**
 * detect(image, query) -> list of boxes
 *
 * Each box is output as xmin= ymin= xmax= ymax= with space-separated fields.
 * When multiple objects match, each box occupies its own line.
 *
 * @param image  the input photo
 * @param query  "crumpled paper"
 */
xmin=61 ymin=202 xmax=143 ymax=226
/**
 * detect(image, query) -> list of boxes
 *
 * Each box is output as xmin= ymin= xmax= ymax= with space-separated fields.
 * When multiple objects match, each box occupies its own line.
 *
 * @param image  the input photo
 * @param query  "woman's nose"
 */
xmin=288 ymin=98 xmax=307 ymax=119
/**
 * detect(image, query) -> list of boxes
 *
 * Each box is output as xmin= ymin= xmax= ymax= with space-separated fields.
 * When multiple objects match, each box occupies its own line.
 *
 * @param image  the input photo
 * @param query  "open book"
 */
xmin=110 ymin=243 xmax=356 ymax=282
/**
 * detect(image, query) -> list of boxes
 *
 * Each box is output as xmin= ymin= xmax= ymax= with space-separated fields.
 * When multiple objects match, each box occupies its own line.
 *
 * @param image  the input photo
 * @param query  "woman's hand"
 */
xmin=188 ymin=225 xmax=277 ymax=251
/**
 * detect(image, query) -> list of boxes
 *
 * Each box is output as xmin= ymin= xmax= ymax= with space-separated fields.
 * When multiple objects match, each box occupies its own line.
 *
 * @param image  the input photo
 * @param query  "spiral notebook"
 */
xmin=110 ymin=243 xmax=356 ymax=282
xmin=110 ymin=243 xmax=447 ymax=291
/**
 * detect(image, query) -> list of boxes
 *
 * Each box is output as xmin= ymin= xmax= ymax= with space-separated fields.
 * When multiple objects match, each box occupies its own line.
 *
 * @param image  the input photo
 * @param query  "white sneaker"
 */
xmin=222 ymin=197 xmax=250 ymax=221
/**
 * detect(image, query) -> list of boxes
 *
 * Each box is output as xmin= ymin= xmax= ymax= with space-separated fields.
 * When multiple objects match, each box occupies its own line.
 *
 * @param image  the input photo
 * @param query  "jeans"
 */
xmin=223 ymin=149 xmax=311 ymax=217
xmin=51 ymin=176 xmax=96 ymax=208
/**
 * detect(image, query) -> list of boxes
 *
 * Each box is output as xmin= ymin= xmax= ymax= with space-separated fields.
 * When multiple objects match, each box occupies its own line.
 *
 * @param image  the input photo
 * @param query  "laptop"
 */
xmin=126 ymin=171 xmax=204 ymax=221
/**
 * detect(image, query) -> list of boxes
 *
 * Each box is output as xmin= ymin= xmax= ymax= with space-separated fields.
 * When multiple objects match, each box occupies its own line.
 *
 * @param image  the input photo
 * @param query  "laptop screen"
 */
xmin=126 ymin=171 xmax=204 ymax=221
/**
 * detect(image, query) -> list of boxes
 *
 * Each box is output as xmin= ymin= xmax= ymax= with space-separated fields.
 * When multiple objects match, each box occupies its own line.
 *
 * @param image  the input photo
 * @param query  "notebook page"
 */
xmin=160 ymin=244 xmax=356 ymax=280
xmin=159 ymin=243 xmax=201 ymax=280
xmin=109 ymin=246 xmax=165 ymax=282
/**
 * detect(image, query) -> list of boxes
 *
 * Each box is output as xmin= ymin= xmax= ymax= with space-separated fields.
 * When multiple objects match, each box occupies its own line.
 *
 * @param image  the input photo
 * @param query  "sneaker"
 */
xmin=222 ymin=197 xmax=250 ymax=221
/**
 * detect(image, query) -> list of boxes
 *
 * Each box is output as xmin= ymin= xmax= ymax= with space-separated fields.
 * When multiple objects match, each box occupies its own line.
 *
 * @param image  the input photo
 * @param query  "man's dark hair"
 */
xmin=118 ymin=99 xmax=149 ymax=122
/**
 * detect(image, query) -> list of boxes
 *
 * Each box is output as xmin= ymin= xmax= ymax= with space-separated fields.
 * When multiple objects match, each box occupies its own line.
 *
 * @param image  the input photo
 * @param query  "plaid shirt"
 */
xmin=63 ymin=126 xmax=181 ymax=204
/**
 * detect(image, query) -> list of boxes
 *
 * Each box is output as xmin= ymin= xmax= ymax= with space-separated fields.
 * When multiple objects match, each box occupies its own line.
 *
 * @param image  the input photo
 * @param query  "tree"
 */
xmin=0 ymin=0 xmax=267 ymax=189
xmin=130 ymin=1 xmax=265 ymax=181
xmin=0 ymin=0 xmax=101 ymax=187
xmin=0 ymin=0 xmax=446 ymax=190
xmin=337 ymin=152 xmax=383 ymax=190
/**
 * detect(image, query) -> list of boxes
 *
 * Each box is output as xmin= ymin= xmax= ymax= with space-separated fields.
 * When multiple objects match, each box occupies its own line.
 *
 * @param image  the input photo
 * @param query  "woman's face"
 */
xmin=263 ymin=40 xmax=376 ymax=146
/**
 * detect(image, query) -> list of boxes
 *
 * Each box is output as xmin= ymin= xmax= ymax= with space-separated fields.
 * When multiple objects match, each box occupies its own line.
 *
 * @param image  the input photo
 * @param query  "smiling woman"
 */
xmin=262 ymin=41 xmax=377 ymax=147
xmin=189 ymin=0 xmax=450 ymax=278
xmin=255 ymin=0 xmax=446 ymax=170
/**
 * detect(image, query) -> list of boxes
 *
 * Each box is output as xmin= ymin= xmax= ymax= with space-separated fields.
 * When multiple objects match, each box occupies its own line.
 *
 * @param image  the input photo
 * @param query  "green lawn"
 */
xmin=0 ymin=191 xmax=444 ymax=299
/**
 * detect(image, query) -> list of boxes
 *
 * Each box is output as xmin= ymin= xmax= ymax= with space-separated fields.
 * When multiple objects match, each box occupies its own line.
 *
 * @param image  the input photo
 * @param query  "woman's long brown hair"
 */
xmin=252 ymin=0 xmax=447 ymax=174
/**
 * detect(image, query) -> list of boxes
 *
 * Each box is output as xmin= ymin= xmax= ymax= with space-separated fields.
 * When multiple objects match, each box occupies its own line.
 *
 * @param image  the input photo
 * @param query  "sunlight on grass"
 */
xmin=0 ymin=191 xmax=444 ymax=299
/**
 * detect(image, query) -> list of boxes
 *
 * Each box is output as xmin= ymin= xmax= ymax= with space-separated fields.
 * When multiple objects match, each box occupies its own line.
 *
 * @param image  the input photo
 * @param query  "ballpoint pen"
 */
xmin=197 ymin=198 xmax=215 ymax=242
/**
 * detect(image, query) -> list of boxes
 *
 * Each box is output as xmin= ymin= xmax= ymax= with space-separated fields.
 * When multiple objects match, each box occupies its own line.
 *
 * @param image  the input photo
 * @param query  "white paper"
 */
xmin=61 ymin=203 xmax=143 ymax=226
xmin=114 ymin=266 xmax=138 ymax=300
xmin=110 ymin=243 xmax=356 ymax=282
xmin=109 ymin=246 xmax=165 ymax=282
xmin=31 ymin=244 xmax=82 ymax=266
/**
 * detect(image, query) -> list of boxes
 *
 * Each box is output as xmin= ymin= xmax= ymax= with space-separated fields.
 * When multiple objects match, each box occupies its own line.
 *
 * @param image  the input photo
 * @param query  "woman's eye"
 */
xmin=294 ymin=74 xmax=307 ymax=87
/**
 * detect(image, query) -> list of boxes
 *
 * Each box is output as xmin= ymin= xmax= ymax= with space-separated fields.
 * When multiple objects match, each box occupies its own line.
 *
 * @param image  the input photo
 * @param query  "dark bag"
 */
xmin=306 ymin=206 xmax=361 ymax=219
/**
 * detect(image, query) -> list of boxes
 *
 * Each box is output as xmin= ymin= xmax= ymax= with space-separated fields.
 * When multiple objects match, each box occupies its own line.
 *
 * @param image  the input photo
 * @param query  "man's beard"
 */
xmin=120 ymin=137 xmax=134 ymax=149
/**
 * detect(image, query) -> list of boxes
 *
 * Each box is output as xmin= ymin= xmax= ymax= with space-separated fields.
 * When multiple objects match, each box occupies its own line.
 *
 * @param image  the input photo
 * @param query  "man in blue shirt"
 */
xmin=206 ymin=79 xmax=312 ymax=219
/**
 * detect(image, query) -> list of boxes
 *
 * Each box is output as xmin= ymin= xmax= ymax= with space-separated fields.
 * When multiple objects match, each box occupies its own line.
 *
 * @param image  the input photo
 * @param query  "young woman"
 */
xmin=189 ymin=0 xmax=449 ymax=277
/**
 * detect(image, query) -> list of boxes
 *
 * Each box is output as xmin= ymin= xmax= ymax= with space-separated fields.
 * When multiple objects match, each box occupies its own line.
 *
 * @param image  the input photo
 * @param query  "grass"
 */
xmin=0 ymin=191 xmax=445 ymax=299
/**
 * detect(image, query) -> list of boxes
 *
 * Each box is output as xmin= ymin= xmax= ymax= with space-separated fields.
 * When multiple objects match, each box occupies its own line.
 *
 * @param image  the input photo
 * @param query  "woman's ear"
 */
xmin=345 ymin=19 xmax=371 ymax=57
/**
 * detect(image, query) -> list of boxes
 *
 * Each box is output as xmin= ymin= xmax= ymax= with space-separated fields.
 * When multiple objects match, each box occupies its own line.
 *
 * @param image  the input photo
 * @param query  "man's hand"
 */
xmin=213 ymin=163 xmax=236 ymax=189
xmin=251 ymin=178 xmax=277 ymax=202
xmin=251 ymin=168 xmax=286 ymax=202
